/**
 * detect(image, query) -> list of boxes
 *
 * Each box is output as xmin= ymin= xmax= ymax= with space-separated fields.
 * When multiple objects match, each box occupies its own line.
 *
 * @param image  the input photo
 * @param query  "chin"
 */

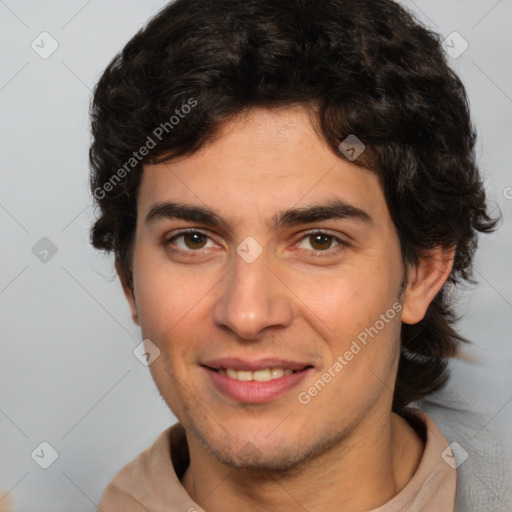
xmin=195 ymin=422 xmax=345 ymax=476
xmin=210 ymin=442 xmax=309 ymax=474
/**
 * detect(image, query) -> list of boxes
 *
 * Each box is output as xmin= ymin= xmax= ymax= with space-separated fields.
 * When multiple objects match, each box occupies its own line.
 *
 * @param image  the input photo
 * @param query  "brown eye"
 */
xmin=309 ymin=233 xmax=333 ymax=251
xmin=167 ymin=231 xmax=216 ymax=252
xmin=308 ymin=233 xmax=335 ymax=251
xmin=295 ymin=231 xmax=346 ymax=254
xmin=182 ymin=232 xmax=208 ymax=249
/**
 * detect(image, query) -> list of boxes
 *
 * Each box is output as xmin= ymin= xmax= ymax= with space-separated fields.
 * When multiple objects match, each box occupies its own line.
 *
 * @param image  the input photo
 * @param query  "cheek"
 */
xmin=131 ymin=241 xmax=215 ymax=335
xmin=134 ymin=271 xmax=211 ymax=390
xmin=288 ymin=253 xmax=403 ymax=393
xmin=291 ymin=263 xmax=400 ymax=337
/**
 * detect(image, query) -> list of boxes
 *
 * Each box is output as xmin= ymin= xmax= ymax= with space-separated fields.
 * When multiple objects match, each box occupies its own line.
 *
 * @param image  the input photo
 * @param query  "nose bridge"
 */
xmin=213 ymin=247 xmax=293 ymax=339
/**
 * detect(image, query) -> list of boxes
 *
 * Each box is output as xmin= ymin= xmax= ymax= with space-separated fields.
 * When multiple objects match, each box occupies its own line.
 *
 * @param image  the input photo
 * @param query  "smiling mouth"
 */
xmin=205 ymin=366 xmax=313 ymax=382
xmin=202 ymin=362 xmax=314 ymax=403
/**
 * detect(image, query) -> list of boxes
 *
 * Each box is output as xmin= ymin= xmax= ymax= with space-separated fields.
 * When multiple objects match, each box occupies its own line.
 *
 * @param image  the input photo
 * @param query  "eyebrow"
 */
xmin=144 ymin=199 xmax=372 ymax=230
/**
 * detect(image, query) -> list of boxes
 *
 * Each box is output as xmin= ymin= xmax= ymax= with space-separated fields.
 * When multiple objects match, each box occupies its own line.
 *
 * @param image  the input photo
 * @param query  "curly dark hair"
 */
xmin=89 ymin=0 xmax=498 ymax=413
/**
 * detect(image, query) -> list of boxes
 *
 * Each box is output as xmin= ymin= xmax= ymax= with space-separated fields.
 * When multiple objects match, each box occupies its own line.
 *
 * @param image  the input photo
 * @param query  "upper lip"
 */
xmin=202 ymin=357 xmax=313 ymax=372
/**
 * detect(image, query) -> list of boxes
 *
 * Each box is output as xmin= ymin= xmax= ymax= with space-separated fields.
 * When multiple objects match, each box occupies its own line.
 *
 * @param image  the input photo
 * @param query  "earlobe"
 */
xmin=401 ymin=246 xmax=456 ymax=325
xmin=114 ymin=259 xmax=140 ymax=325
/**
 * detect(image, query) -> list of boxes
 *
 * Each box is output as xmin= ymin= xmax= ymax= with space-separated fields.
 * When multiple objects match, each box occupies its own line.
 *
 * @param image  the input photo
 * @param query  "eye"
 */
xmin=296 ymin=231 xmax=346 ymax=253
xmin=166 ymin=230 xmax=218 ymax=251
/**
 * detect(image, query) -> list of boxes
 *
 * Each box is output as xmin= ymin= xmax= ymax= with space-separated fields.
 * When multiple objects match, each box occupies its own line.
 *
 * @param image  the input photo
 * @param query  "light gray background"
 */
xmin=0 ymin=1 xmax=511 ymax=511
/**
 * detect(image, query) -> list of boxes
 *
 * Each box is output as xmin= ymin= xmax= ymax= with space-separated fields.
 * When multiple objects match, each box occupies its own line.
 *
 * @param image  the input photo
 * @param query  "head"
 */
xmin=89 ymin=0 xmax=497 ymax=470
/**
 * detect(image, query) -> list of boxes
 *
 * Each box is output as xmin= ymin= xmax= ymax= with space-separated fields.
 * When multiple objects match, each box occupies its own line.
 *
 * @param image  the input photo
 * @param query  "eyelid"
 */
xmin=164 ymin=228 xmax=220 ymax=251
xmin=165 ymin=227 xmax=210 ymax=240
xmin=294 ymin=229 xmax=349 ymax=253
xmin=164 ymin=228 xmax=349 ymax=255
xmin=293 ymin=229 xmax=350 ymax=263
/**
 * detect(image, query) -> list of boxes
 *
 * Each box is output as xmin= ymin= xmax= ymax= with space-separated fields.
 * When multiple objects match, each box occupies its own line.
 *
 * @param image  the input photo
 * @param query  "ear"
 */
xmin=115 ymin=259 xmax=139 ymax=325
xmin=401 ymin=246 xmax=456 ymax=325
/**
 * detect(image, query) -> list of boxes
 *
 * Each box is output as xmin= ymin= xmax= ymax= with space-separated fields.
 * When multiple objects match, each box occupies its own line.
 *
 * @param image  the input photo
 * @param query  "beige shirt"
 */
xmin=98 ymin=410 xmax=456 ymax=512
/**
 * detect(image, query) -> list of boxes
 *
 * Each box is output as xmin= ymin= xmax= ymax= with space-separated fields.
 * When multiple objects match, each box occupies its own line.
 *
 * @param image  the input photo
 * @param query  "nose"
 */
xmin=212 ymin=250 xmax=294 ymax=340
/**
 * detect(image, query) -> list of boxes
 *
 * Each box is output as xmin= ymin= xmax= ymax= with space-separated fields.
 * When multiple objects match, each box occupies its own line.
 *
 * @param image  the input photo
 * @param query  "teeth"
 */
xmin=226 ymin=368 xmax=237 ymax=379
xmin=237 ymin=370 xmax=253 ymax=381
xmin=254 ymin=369 xmax=273 ymax=381
xmin=220 ymin=368 xmax=295 ymax=382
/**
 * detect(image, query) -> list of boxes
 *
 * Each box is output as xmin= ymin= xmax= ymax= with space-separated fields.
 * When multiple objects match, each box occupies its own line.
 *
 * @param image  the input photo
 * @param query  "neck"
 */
xmin=181 ymin=411 xmax=424 ymax=512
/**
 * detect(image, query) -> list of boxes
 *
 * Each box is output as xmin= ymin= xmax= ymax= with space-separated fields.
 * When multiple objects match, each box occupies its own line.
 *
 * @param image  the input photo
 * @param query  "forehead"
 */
xmin=137 ymin=107 xmax=387 ymax=228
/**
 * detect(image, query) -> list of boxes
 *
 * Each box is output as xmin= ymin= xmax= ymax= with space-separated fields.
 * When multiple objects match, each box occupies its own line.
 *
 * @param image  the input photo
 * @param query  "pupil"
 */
xmin=311 ymin=234 xmax=331 ymax=250
xmin=186 ymin=233 xmax=206 ymax=249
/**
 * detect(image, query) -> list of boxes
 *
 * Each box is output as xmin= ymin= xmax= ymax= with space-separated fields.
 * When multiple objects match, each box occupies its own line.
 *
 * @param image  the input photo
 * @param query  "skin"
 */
xmin=117 ymin=106 xmax=454 ymax=512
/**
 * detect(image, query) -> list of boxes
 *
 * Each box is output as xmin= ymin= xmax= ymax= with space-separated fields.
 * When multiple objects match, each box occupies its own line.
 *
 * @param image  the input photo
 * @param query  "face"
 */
xmin=120 ymin=106 xmax=422 ymax=472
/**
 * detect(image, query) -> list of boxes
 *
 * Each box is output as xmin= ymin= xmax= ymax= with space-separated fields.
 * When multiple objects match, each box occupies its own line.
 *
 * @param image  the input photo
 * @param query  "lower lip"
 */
xmin=203 ymin=367 xmax=312 ymax=403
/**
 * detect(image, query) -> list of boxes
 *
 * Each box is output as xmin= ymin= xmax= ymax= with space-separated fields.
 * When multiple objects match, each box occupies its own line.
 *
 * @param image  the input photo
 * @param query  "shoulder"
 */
xmin=372 ymin=409 xmax=457 ymax=512
xmin=0 ymin=489 xmax=14 ymax=512
xmin=98 ymin=480 xmax=148 ymax=512
xmin=97 ymin=425 xmax=177 ymax=512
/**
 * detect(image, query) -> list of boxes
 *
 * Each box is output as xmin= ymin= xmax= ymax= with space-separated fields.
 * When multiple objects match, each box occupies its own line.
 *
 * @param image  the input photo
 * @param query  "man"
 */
xmin=89 ymin=0 xmax=497 ymax=510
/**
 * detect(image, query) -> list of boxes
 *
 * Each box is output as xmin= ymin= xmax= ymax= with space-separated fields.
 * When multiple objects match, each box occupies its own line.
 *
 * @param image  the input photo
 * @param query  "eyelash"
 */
xmin=297 ymin=230 xmax=350 ymax=255
xmin=164 ymin=228 xmax=349 ymax=257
